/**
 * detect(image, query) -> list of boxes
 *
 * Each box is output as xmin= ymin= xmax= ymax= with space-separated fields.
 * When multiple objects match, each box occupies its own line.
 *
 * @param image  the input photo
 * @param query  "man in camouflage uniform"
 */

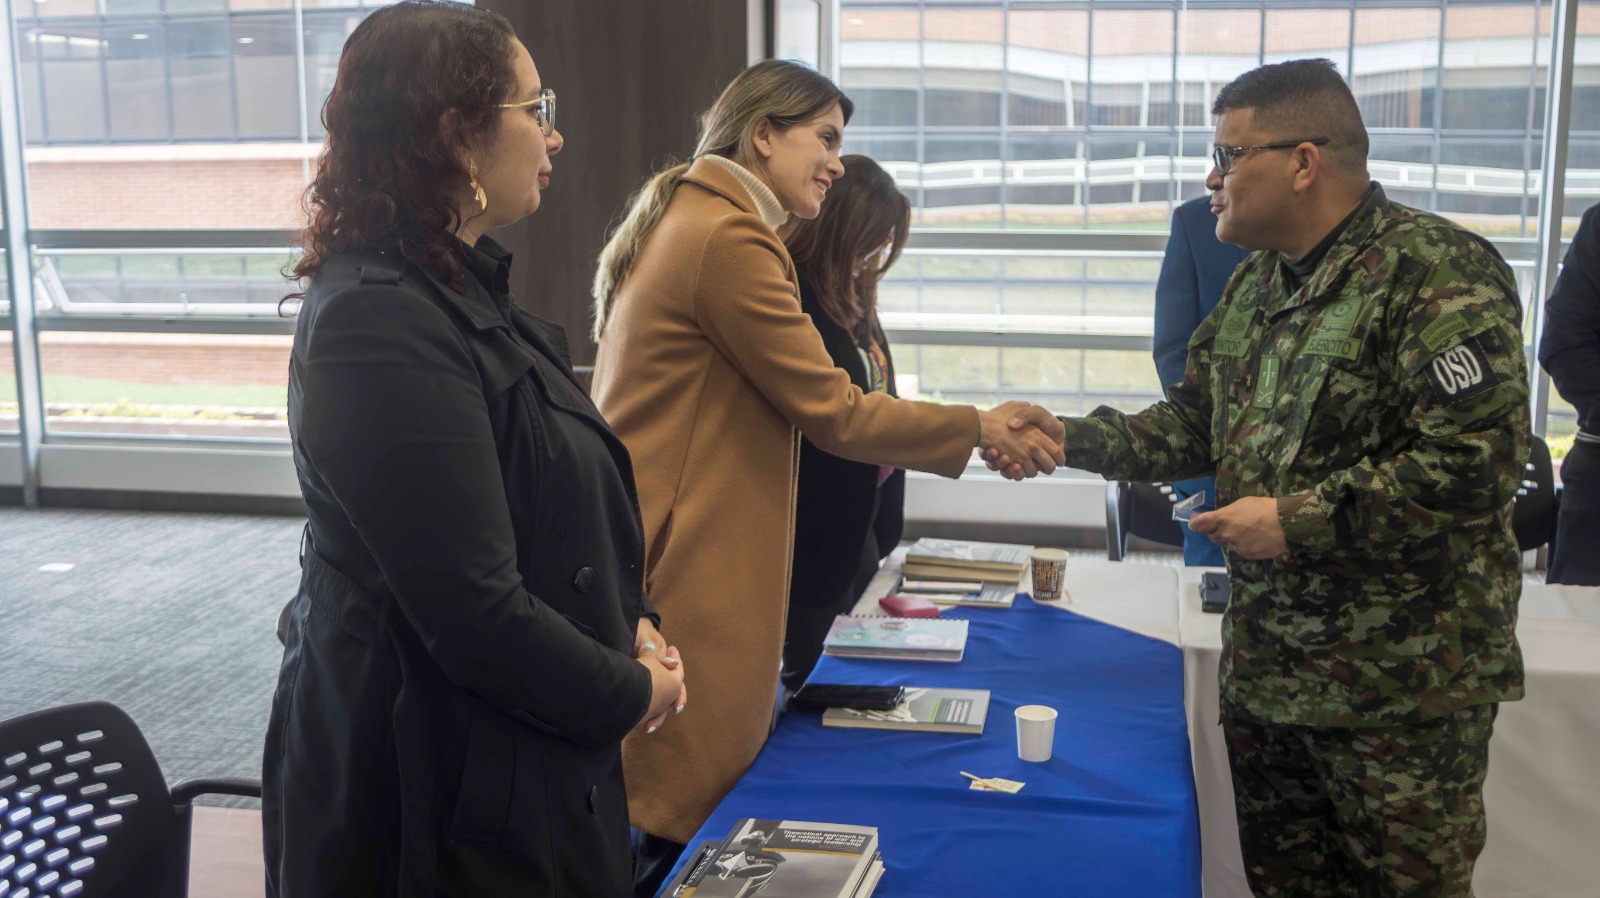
xmin=1003 ymin=59 xmax=1527 ymax=896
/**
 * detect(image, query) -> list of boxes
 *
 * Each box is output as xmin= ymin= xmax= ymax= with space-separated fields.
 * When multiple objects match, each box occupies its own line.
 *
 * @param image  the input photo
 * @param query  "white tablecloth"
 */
xmin=856 ymin=549 xmax=1180 ymax=644
xmin=1178 ymin=569 xmax=1600 ymax=898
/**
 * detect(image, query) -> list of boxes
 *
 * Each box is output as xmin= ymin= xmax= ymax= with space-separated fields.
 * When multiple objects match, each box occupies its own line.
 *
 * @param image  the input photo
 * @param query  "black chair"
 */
xmin=1105 ymin=481 xmax=1186 ymax=561
xmin=0 ymin=701 xmax=261 ymax=898
xmin=1512 ymin=434 xmax=1558 ymax=553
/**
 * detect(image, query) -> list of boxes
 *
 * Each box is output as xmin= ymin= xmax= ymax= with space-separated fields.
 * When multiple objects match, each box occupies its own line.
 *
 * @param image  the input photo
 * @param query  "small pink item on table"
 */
xmin=878 ymin=594 xmax=942 ymax=618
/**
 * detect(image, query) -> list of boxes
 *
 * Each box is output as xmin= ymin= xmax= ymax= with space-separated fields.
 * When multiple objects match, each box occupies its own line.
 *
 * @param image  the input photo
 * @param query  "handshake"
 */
xmin=977 ymin=402 xmax=1067 ymax=482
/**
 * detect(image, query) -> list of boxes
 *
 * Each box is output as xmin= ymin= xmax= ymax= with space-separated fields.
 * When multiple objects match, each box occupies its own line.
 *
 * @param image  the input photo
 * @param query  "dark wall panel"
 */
xmin=486 ymin=0 xmax=759 ymax=366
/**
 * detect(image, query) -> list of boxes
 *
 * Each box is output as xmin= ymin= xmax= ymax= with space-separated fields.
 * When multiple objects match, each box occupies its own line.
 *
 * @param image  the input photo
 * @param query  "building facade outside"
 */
xmin=0 ymin=0 xmax=1589 ymax=461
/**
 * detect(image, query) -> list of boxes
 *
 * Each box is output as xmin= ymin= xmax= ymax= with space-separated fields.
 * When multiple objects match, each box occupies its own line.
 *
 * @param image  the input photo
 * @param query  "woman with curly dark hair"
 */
xmin=262 ymin=2 xmax=684 ymax=894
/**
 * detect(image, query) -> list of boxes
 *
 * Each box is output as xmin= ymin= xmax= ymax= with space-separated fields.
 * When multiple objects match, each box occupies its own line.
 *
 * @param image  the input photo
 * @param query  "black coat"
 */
xmin=782 ymin=279 xmax=906 ymax=691
xmin=263 ymin=238 xmax=655 ymax=897
xmin=1540 ymin=202 xmax=1600 ymax=435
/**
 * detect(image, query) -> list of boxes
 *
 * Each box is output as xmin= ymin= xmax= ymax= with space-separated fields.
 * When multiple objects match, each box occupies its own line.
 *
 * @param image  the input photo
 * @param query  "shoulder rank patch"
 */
xmin=1418 ymin=315 xmax=1472 ymax=353
xmin=1213 ymin=301 xmax=1256 ymax=358
xmin=1426 ymin=334 xmax=1500 ymax=406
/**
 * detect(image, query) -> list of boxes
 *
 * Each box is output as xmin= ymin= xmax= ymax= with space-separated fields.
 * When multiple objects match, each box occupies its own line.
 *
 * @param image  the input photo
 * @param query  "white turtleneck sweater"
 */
xmin=699 ymin=153 xmax=789 ymax=232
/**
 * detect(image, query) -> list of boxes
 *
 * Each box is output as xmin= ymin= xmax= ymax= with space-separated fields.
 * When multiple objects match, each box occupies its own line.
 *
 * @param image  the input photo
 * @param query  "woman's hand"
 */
xmin=978 ymin=402 xmax=1066 ymax=481
xmin=636 ymin=618 xmax=688 ymax=718
xmin=635 ymin=625 xmax=686 ymax=734
xmin=635 ymin=618 xmax=665 ymax=658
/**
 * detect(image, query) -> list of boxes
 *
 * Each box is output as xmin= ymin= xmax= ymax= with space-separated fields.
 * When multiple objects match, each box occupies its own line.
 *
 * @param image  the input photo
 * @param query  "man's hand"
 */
xmin=983 ymin=404 xmax=1067 ymax=479
xmin=977 ymin=401 xmax=1064 ymax=480
xmin=1188 ymin=497 xmax=1288 ymax=560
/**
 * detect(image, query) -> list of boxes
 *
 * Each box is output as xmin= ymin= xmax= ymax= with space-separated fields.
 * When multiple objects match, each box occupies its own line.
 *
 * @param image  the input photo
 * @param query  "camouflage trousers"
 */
xmin=1222 ymin=704 xmax=1498 ymax=897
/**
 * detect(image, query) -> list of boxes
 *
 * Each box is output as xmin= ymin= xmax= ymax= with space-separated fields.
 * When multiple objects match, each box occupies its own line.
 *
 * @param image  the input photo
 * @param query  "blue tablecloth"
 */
xmin=662 ymin=599 xmax=1202 ymax=896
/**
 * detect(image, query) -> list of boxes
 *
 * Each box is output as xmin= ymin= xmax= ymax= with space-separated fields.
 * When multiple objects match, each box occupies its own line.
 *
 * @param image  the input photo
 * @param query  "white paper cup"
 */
xmin=1029 ymin=548 xmax=1069 ymax=601
xmin=1015 ymin=704 xmax=1058 ymax=763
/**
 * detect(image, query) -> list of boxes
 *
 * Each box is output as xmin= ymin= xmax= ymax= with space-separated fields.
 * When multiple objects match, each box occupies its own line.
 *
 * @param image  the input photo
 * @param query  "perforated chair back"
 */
xmin=1 ymin=702 xmax=173 ymax=898
xmin=0 ymin=701 xmax=260 ymax=898
xmin=1512 ymin=434 xmax=1556 ymax=552
xmin=1105 ymin=481 xmax=1185 ymax=560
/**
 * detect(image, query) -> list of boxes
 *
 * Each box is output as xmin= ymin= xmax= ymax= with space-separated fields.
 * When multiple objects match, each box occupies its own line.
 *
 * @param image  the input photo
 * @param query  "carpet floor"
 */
xmin=0 ymin=507 xmax=304 ymax=806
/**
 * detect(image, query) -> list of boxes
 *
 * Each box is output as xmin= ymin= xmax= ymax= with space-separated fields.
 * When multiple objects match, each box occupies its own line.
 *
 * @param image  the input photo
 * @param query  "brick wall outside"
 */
xmin=2 ymin=330 xmax=292 ymax=438
xmin=27 ymin=159 xmax=307 ymax=230
xmin=33 ymin=333 xmax=292 ymax=392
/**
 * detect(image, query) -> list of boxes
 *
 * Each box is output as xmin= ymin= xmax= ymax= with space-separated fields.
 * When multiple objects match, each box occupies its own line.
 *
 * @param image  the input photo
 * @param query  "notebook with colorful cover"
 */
xmin=821 ymin=687 xmax=990 ymax=735
xmin=822 ymin=615 xmax=968 ymax=662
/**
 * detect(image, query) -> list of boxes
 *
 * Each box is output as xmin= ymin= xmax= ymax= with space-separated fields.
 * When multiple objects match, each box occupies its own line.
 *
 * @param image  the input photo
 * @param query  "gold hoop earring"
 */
xmin=468 ymin=158 xmax=487 ymax=211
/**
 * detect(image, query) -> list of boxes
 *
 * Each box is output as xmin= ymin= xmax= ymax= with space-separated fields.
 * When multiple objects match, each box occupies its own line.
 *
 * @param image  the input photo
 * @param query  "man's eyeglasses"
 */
xmin=1212 ymin=138 xmax=1328 ymax=178
xmin=498 ymin=88 xmax=557 ymax=137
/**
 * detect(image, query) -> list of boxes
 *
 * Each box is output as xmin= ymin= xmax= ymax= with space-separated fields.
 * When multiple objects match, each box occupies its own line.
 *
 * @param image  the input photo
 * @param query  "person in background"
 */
xmin=1538 ymin=202 xmax=1600 ymax=585
xmin=588 ymin=60 xmax=1064 ymax=896
xmin=262 ymin=3 xmax=683 ymax=894
xmin=779 ymin=154 xmax=911 ymax=693
xmin=1154 ymin=194 xmax=1250 ymax=566
xmin=1002 ymin=59 xmax=1527 ymax=896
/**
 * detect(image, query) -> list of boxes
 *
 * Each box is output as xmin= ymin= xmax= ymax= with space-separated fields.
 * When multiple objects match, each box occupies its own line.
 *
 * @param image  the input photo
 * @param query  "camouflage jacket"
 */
xmin=1062 ymin=184 xmax=1528 ymax=727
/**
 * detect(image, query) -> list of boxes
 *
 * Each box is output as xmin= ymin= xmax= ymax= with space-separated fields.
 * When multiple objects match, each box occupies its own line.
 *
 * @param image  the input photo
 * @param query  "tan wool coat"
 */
xmin=591 ymin=157 xmax=978 ymax=842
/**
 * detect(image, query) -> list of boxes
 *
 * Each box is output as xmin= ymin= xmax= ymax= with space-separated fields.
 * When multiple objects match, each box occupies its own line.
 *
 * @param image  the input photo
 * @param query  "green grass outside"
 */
xmin=0 ymin=373 xmax=285 ymax=419
xmin=0 ymin=371 xmax=1575 ymax=460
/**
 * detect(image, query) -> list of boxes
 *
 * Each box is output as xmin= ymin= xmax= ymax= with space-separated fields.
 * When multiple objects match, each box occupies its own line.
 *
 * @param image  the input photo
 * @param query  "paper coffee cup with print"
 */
xmin=1015 ymin=704 xmax=1058 ymax=763
xmin=1029 ymin=548 xmax=1068 ymax=602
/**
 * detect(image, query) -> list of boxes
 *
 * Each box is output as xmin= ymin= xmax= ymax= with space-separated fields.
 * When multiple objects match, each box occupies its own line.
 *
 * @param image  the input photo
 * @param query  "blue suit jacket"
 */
xmin=1153 ymin=196 xmax=1251 ymax=393
xmin=1153 ymin=196 xmax=1249 ymax=565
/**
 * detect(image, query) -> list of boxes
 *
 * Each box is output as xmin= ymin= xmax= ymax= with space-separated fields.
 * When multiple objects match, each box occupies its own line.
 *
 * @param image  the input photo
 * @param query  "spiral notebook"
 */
xmin=821 ymin=614 xmax=968 ymax=662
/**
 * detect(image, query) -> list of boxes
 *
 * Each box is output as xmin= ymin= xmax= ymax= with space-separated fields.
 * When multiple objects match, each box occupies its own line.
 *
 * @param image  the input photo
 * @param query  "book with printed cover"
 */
xmin=665 ymin=841 xmax=724 ymax=897
xmin=850 ymin=856 xmax=883 ymax=897
xmin=822 ymin=687 xmax=990 ymax=735
xmin=822 ymin=615 xmax=968 ymax=662
xmin=900 ymin=561 xmax=1026 ymax=584
xmin=676 ymin=818 xmax=880 ymax=898
xmin=905 ymin=538 xmax=1030 ymax=574
xmin=895 ymin=577 xmax=1015 ymax=609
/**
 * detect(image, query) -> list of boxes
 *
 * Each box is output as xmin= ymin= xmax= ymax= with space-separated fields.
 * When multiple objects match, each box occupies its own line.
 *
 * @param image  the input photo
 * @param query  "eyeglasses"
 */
xmin=1211 ymin=138 xmax=1328 ymax=178
xmin=498 ymin=88 xmax=557 ymax=137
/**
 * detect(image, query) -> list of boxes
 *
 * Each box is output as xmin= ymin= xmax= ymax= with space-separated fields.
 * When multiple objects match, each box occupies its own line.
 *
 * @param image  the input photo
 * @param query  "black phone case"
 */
xmin=790 ymin=684 xmax=905 ymax=711
xmin=1199 ymin=570 xmax=1230 ymax=613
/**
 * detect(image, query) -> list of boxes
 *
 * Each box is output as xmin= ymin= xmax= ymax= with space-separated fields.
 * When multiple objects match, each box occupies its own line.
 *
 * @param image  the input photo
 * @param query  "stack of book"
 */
xmin=902 ymin=538 xmax=1031 ymax=583
xmin=894 ymin=538 xmax=1031 ymax=608
xmin=893 ymin=577 xmax=1015 ymax=609
xmin=664 ymin=818 xmax=883 ymax=897
xmin=822 ymin=614 xmax=969 ymax=663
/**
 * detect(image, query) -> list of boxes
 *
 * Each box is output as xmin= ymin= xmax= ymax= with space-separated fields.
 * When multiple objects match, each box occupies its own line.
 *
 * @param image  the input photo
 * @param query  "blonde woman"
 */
xmin=589 ymin=59 xmax=1064 ymax=893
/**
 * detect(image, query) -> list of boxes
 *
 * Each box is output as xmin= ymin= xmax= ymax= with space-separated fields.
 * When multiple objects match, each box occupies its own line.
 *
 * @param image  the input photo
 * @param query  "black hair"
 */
xmin=1212 ymin=58 xmax=1369 ymax=174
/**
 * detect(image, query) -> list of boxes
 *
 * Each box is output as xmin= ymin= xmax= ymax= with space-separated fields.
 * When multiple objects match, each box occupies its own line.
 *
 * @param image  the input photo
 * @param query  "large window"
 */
xmin=4 ymin=0 xmax=392 ymax=445
xmin=779 ymin=0 xmax=825 ymax=69
xmin=15 ymin=0 xmax=373 ymax=145
xmin=1546 ymin=3 xmax=1600 ymax=465
xmin=0 ymin=0 xmax=1592 ymax=497
xmin=839 ymin=0 xmax=1591 ymax=460
xmin=1 ymin=252 xmax=14 ymax=434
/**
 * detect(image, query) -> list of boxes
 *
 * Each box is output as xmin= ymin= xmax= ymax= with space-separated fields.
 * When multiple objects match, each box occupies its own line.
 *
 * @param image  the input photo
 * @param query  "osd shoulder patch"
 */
xmin=1425 ymin=334 xmax=1499 ymax=406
